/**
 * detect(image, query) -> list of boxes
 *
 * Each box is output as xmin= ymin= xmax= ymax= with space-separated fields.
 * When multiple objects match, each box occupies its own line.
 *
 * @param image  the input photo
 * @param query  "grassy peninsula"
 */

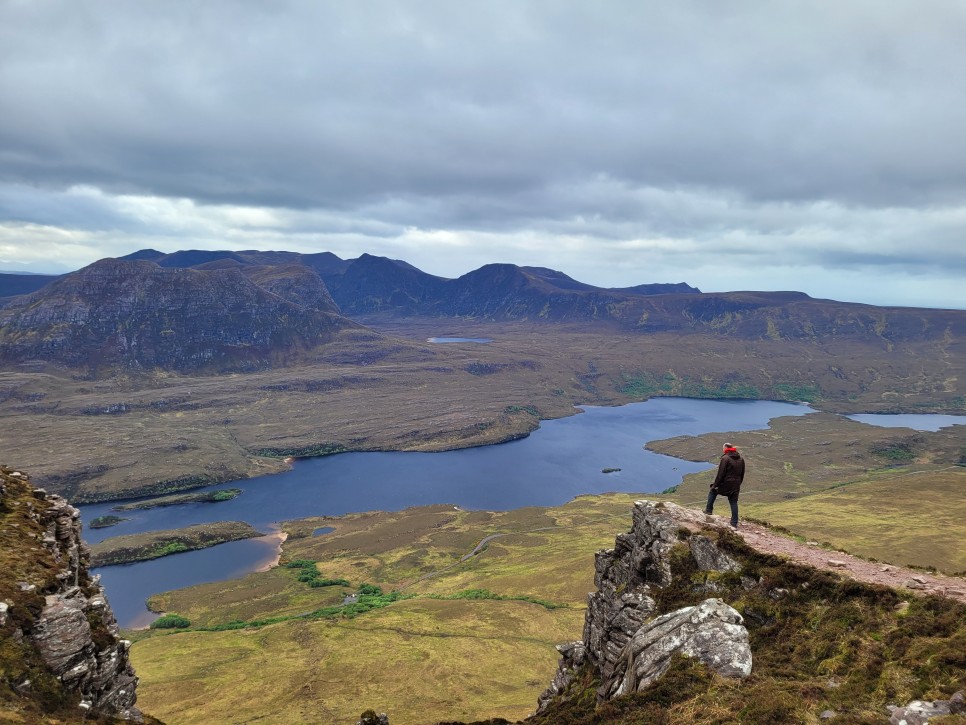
xmin=112 ymin=488 xmax=242 ymax=511
xmin=89 ymin=521 xmax=263 ymax=567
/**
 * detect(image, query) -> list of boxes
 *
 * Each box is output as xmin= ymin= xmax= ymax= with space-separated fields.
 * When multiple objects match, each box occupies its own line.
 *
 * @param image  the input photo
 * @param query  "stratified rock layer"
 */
xmin=603 ymin=597 xmax=751 ymax=699
xmin=0 ymin=466 xmax=142 ymax=721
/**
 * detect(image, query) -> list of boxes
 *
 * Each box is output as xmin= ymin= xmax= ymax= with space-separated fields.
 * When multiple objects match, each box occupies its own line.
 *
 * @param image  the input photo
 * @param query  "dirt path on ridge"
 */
xmin=662 ymin=501 xmax=966 ymax=604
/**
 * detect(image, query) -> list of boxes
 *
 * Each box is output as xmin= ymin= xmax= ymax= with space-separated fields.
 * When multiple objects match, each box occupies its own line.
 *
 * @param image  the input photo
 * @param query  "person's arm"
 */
xmin=712 ymin=456 xmax=727 ymax=488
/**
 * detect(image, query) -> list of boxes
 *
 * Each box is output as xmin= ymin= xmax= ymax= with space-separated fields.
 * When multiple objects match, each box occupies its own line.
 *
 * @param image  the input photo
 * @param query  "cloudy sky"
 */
xmin=1 ymin=1 xmax=964 ymax=308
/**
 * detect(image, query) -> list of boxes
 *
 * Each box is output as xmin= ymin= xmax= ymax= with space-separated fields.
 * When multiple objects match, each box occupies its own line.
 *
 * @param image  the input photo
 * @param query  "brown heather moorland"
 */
xmin=1 ymin=315 xmax=962 ymax=503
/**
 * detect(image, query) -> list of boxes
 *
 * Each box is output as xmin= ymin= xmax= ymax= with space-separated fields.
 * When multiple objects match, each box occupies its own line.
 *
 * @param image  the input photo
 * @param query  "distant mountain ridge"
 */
xmin=0 ymin=272 xmax=62 ymax=298
xmin=110 ymin=248 xmax=704 ymax=318
xmin=1 ymin=248 xmax=964 ymax=376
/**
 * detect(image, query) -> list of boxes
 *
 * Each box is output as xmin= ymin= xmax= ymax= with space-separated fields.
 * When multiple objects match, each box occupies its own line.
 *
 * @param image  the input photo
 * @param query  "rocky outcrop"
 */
xmin=539 ymin=501 xmax=753 ymax=711
xmin=536 ymin=641 xmax=587 ymax=712
xmin=0 ymin=466 xmax=142 ymax=721
xmin=602 ymin=598 xmax=751 ymax=699
xmin=357 ymin=710 xmax=390 ymax=725
xmin=889 ymin=691 xmax=965 ymax=725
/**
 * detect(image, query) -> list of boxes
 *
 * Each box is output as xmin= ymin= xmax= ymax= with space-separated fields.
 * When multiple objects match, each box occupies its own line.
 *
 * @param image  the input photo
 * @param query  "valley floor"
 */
xmin=1 ymin=318 xmax=961 ymax=503
xmin=125 ymin=407 xmax=966 ymax=724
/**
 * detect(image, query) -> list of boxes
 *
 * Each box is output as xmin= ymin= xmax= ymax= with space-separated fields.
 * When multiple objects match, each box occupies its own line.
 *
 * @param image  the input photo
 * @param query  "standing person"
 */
xmin=705 ymin=442 xmax=745 ymax=528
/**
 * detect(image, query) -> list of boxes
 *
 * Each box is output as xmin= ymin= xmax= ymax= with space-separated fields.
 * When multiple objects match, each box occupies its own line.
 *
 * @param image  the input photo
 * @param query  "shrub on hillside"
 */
xmin=150 ymin=613 xmax=191 ymax=629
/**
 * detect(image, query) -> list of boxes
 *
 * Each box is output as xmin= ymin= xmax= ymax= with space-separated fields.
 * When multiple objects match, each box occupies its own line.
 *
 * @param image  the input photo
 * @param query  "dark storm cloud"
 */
xmin=1 ymin=1 xmax=965 ymax=306
xmin=4 ymin=1 xmax=966 ymax=214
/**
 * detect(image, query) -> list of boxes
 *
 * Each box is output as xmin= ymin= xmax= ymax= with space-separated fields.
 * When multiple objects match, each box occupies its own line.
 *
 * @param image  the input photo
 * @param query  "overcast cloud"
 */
xmin=1 ymin=1 xmax=964 ymax=308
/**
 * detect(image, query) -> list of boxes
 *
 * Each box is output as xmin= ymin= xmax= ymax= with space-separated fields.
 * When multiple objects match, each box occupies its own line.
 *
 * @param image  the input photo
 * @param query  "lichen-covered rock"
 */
xmin=889 ymin=690 xmax=965 ymax=724
xmin=536 ymin=641 xmax=586 ymax=713
xmin=357 ymin=710 xmax=390 ymax=725
xmin=580 ymin=502 xmax=685 ymax=691
xmin=603 ymin=598 xmax=751 ymax=699
xmin=690 ymin=534 xmax=741 ymax=573
xmin=29 ymin=591 xmax=139 ymax=717
xmin=32 ymin=594 xmax=93 ymax=675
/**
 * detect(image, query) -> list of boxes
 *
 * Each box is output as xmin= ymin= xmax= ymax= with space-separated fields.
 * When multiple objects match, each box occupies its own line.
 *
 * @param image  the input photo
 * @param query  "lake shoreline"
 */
xmin=70 ymin=395 xmax=816 ymax=508
xmin=83 ymin=398 xmax=818 ymax=627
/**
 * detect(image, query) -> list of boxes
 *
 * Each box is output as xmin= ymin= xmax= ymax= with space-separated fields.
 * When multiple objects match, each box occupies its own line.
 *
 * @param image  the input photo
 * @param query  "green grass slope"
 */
xmin=130 ymin=495 xmax=641 ymax=724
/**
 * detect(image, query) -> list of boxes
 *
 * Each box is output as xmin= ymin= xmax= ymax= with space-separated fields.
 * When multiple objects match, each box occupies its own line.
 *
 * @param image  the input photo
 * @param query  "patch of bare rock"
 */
xmin=889 ymin=691 xmax=965 ymax=724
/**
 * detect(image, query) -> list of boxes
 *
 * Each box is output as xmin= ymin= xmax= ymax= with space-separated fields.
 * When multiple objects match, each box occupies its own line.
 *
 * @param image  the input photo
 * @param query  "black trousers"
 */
xmin=705 ymin=489 xmax=739 ymax=526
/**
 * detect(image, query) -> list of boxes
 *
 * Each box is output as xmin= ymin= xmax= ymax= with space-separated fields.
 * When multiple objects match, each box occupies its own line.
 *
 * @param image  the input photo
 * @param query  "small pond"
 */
xmin=426 ymin=337 xmax=493 ymax=343
xmin=846 ymin=413 xmax=965 ymax=432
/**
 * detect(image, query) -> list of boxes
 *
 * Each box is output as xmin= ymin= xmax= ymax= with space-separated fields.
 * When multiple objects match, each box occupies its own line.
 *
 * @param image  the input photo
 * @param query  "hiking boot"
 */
xmin=703 ymin=509 xmax=713 ymax=516
xmin=730 ymin=521 xmax=739 ymax=529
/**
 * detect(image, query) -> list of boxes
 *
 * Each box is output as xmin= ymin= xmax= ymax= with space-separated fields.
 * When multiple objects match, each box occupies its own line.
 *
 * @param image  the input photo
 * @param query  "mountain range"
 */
xmin=0 ymin=248 xmax=963 ymax=375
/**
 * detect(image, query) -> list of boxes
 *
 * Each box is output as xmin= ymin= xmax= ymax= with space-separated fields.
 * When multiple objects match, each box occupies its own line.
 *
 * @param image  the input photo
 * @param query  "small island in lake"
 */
xmin=89 ymin=521 xmax=263 ymax=566
xmin=112 ymin=488 xmax=242 ymax=511
xmin=89 ymin=514 xmax=129 ymax=529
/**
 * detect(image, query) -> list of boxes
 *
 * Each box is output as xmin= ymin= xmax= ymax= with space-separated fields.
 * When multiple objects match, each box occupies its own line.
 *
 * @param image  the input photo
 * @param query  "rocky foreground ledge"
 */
xmin=538 ymin=501 xmax=755 ymax=710
xmin=0 ymin=466 xmax=148 ymax=723
xmin=525 ymin=500 xmax=966 ymax=725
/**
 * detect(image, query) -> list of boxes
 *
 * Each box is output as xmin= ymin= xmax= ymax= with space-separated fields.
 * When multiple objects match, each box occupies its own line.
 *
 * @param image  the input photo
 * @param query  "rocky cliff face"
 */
xmin=241 ymin=263 xmax=341 ymax=314
xmin=0 ymin=466 xmax=143 ymax=722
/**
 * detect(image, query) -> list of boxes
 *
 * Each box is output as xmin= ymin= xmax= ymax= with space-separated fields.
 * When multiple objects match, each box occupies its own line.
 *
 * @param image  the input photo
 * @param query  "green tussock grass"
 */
xmin=744 ymin=468 xmax=966 ymax=572
xmin=132 ymin=598 xmax=581 ymax=725
xmin=131 ymin=495 xmax=639 ymax=724
xmin=283 ymin=558 xmax=351 ymax=588
xmin=426 ymin=588 xmax=565 ymax=610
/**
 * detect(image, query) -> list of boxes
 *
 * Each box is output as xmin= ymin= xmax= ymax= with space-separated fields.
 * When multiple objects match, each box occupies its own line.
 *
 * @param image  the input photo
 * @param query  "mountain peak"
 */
xmin=0 ymin=259 xmax=356 ymax=374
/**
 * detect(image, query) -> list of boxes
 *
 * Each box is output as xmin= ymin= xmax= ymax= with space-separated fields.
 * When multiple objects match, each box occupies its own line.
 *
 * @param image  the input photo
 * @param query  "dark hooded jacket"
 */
xmin=712 ymin=449 xmax=745 ymax=495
